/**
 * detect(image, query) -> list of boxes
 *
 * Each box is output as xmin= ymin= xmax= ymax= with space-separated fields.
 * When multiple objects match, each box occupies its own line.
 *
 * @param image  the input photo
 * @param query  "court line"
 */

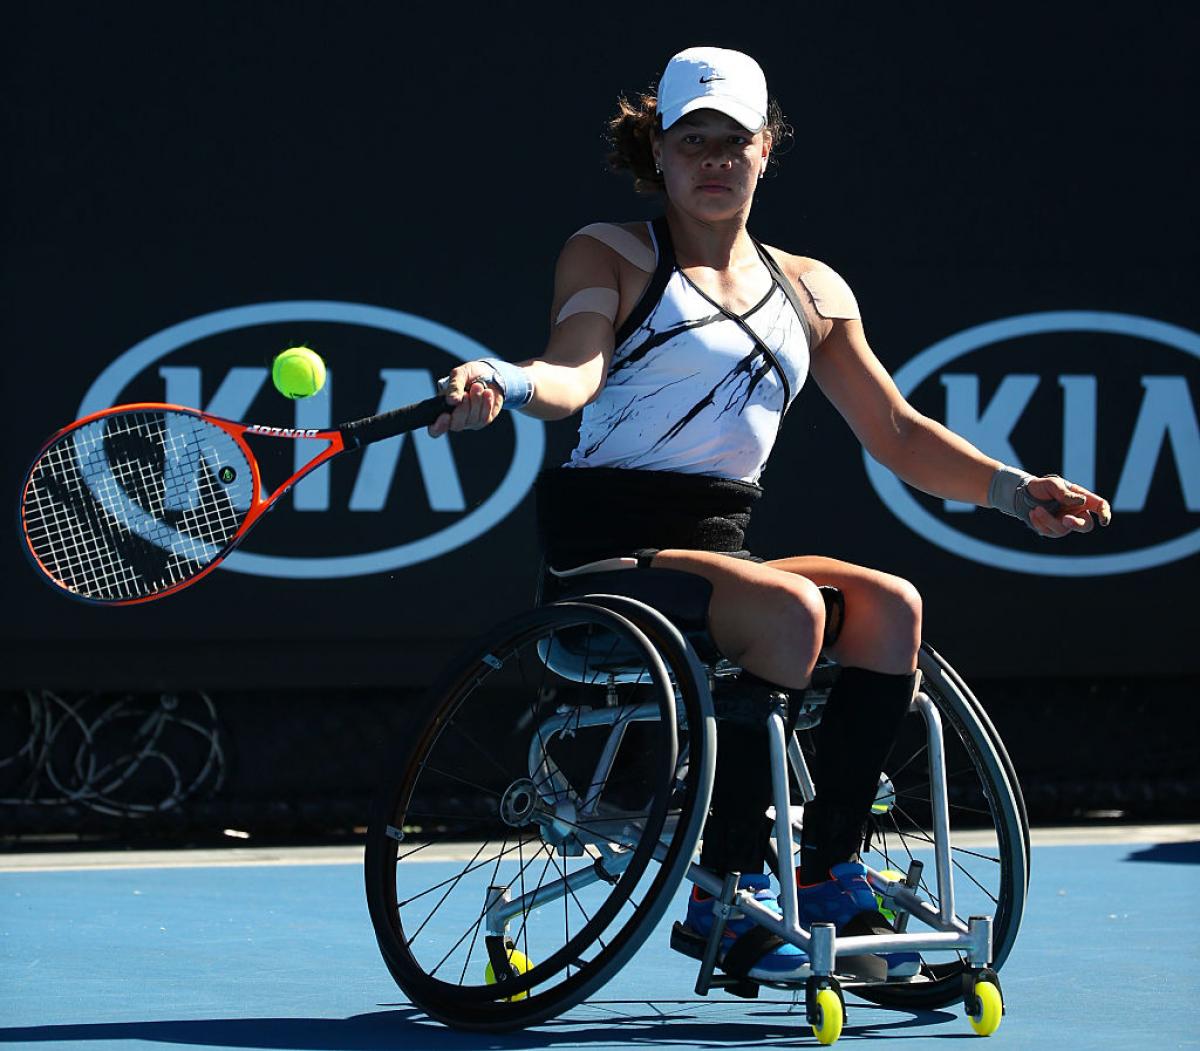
xmin=1 ymin=823 xmax=1196 ymax=873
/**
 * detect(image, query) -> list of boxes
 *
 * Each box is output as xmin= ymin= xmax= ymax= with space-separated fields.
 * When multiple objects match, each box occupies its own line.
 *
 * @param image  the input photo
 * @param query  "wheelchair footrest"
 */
xmin=710 ymin=976 xmax=762 ymax=999
xmin=669 ymin=919 xmax=713 ymax=962
xmin=670 ymin=922 xmax=762 ymax=999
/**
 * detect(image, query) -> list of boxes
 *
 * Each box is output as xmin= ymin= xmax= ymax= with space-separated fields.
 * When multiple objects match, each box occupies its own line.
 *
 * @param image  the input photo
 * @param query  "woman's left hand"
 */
xmin=1025 ymin=475 xmax=1112 ymax=537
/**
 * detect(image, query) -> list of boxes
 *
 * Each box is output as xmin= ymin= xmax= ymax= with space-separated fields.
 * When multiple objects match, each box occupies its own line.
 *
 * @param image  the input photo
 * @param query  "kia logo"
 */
xmin=865 ymin=311 xmax=1200 ymax=576
xmin=80 ymin=301 xmax=545 ymax=579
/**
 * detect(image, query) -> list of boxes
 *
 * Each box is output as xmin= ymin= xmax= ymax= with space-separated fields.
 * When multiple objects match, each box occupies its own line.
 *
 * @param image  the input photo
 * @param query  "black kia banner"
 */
xmin=3 ymin=4 xmax=1197 ymax=689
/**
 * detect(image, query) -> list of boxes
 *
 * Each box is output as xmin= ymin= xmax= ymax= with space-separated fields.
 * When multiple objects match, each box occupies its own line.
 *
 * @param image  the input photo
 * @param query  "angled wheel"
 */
xmin=967 ymin=977 xmax=1003 ymax=1036
xmin=365 ymin=600 xmax=713 ymax=1030
xmin=796 ymin=643 xmax=1029 ymax=1010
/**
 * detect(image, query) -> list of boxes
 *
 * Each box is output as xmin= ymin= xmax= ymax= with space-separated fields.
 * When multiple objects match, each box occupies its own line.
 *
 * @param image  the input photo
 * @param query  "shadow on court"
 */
xmin=1123 ymin=840 xmax=1200 ymax=865
xmin=0 ymin=1005 xmax=957 ymax=1049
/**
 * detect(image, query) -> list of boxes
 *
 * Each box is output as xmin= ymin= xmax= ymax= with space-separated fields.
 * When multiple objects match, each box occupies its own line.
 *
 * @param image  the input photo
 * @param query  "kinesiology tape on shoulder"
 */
xmin=570 ymin=222 xmax=656 ymax=272
xmin=474 ymin=358 xmax=535 ymax=409
xmin=555 ymin=287 xmax=620 ymax=324
xmin=797 ymin=266 xmax=861 ymax=320
xmin=989 ymin=466 xmax=1061 ymax=529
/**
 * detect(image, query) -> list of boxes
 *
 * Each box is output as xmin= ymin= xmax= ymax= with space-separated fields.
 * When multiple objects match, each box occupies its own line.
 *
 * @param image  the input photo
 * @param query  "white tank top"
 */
xmin=565 ymin=217 xmax=812 ymax=484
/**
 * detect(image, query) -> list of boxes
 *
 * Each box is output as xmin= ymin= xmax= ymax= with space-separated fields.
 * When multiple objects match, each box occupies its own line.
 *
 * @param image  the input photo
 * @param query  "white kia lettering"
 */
xmin=348 ymin=370 xmax=465 ymax=513
xmin=865 ymin=311 xmax=1200 ymax=576
xmin=1112 ymin=376 xmax=1200 ymax=512
xmin=80 ymin=300 xmax=545 ymax=579
xmin=940 ymin=374 xmax=1039 ymax=512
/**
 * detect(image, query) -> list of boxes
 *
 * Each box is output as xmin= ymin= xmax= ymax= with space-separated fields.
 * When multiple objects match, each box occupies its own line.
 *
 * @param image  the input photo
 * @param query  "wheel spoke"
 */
xmin=544 ymin=843 xmax=608 ymax=953
xmin=368 ymin=604 xmax=709 ymax=1021
xmin=886 ymin=741 xmax=930 ymax=782
xmin=398 ymin=836 xmax=538 ymax=908
xmin=409 ymin=839 xmax=492 ymax=946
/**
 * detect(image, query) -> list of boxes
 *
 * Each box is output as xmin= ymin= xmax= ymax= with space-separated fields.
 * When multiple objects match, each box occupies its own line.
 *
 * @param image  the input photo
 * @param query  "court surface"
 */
xmin=2 ymin=825 xmax=1197 ymax=1050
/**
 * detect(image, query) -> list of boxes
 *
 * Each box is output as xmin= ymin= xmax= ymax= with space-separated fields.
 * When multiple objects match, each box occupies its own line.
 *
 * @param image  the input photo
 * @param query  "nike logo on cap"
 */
xmin=699 ymin=75 xmax=725 ymax=83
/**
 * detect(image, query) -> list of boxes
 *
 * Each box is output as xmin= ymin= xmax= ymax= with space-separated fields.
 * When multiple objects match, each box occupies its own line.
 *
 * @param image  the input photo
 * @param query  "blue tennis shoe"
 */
xmin=797 ymin=861 xmax=922 ymax=979
xmin=671 ymin=873 xmax=811 ymax=982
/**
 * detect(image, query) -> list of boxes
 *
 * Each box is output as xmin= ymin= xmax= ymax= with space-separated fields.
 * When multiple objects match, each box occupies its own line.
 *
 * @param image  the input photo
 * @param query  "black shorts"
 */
xmin=535 ymin=466 xmax=765 ymax=569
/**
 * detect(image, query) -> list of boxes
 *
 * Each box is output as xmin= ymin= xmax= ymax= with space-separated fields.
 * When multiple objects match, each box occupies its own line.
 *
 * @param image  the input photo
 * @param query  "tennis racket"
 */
xmin=19 ymin=396 xmax=451 ymax=605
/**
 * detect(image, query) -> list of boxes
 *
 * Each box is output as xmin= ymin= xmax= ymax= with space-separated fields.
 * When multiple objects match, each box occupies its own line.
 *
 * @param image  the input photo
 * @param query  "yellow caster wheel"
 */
xmin=484 ymin=946 xmax=534 ymax=1002
xmin=967 ymin=979 xmax=1003 ymax=1036
xmin=812 ymin=986 xmax=844 ymax=1045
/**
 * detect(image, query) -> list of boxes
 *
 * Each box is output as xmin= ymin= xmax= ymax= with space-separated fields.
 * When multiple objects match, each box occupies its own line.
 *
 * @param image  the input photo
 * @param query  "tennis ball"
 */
xmin=871 ymin=775 xmax=896 ymax=815
xmin=271 ymin=346 xmax=326 ymax=399
xmin=875 ymin=868 xmax=907 ymax=923
xmin=484 ymin=947 xmax=533 ymax=1001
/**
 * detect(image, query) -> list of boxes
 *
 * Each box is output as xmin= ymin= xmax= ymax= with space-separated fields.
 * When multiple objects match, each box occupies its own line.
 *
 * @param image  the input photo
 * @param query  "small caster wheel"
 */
xmin=966 ymin=979 xmax=1003 ymax=1036
xmin=484 ymin=945 xmax=534 ymax=1002
xmin=811 ymin=987 xmax=844 ymax=1045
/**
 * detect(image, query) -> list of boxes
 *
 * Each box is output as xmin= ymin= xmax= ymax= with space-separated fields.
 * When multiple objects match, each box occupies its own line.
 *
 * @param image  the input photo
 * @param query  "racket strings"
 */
xmin=22 ymin=411 xmax=252 ymax=602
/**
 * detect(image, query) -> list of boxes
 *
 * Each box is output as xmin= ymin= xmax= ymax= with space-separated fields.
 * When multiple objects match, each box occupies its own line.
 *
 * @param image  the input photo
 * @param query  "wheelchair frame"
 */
xmin=365 ymin=589 xmax=1026 ymax=1042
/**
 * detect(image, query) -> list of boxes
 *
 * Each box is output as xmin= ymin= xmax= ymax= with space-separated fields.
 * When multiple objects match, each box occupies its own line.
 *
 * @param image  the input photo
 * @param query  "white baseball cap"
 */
xmin=657 ymin=47 xmax=769 ymax=134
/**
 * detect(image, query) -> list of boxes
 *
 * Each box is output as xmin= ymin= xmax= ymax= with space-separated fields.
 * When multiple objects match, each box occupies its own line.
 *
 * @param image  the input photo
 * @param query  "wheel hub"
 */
xmin=499 ymin=778 xmax=539 ymax=827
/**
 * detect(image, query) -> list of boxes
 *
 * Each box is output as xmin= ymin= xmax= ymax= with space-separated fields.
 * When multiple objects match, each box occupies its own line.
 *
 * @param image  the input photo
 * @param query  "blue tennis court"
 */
xmin=2 ymin=826 xmax=1196 ymax=1050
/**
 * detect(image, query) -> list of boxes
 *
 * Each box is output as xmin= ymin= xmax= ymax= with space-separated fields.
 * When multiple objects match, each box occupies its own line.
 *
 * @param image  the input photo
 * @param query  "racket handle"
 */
xmin=339 ymin=396 xmax=450 ymax=448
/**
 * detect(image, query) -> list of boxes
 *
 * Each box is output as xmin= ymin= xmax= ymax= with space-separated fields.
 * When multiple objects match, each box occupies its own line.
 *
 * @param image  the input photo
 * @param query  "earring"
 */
xmin=655 ymin=163 xmax=662 ymax=175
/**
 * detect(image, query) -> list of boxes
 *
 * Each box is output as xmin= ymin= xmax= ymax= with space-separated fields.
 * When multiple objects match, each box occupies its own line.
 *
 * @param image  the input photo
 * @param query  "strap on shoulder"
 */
xmin=752 ymin=238 xmax=815 ymax=350
xmin=612 ymin=217 xmax=676 ymax=346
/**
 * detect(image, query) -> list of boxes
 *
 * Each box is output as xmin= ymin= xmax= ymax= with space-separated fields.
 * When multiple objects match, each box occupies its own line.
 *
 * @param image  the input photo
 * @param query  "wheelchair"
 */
xmin=365 ymin=560 xmax=1028 ymax=1044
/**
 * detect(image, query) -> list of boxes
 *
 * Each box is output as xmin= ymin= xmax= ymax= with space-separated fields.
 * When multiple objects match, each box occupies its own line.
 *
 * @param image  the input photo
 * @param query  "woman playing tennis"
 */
xmin=428 ymin=46 xmax=1111 ymax=982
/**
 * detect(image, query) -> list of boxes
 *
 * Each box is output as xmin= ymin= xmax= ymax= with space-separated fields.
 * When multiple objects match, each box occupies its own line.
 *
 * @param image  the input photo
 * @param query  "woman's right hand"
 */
xmin=428 ymin=361 xmax=504 ymax=437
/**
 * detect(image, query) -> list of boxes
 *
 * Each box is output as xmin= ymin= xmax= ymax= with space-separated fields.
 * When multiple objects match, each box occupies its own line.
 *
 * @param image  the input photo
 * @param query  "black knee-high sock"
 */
xmin=699 ymin=719 xmax=773 ymax=876
xmin=700 ymin=674 xmax=800 ymax=877
xmin=799 ymin=667 xmax=915 ymax=884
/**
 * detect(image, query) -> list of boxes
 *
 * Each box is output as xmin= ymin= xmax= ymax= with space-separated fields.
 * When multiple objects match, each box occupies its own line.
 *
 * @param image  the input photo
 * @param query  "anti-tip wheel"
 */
xmin=967 ymin=980 xmax=1003 ymax=1036
xmin=812 ymin=987 xmax=844 ymax=1045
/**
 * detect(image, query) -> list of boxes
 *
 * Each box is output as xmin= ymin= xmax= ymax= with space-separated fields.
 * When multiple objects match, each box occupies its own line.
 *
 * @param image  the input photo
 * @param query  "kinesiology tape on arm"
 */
xmin=555 ymin=287 xmax=620 ymax=324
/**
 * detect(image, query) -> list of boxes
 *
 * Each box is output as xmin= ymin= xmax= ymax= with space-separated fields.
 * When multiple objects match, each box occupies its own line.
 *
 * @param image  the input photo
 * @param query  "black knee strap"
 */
xmin=818 ymin=586 xmax=845 ymax=648
xmin=841 ymin=908 xmax=897 ymax=937
xmin=720 ymin=925 xmax=787 ymax=979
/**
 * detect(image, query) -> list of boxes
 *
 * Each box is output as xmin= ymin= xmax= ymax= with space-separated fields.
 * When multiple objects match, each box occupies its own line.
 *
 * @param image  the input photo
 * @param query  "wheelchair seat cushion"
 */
xmin=541 ymin=566 xmax=722 ymax=663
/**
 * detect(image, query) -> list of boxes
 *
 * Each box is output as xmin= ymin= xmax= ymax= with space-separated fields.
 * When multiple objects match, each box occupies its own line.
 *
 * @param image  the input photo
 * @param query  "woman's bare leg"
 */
xmin=765 ymin=555 xmax=922 ymax=673
xmin=649 ymin=549 xmax=826 ymax=687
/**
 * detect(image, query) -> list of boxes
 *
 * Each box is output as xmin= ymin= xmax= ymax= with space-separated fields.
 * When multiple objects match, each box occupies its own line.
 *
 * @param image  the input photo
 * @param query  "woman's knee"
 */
xmin=863 ymin=574 xmax=923 ymax=663
xmin=751 ymin=578 xmax=827 ymax=666
xmin=880 ymin=575 xmax=923 ymax=641
xmin=829 ymin=573 xmax=922 ymax=672
xmin=705 ymin=576 xmax=825 ymax=680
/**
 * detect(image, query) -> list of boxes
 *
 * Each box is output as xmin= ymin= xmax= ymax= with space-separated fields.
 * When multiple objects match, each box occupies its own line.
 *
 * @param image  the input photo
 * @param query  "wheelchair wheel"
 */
xmin=365 ymin=600 xmax=714 ymax=1031
xmin=797 ymin=643 xmax=1029 ymax=1011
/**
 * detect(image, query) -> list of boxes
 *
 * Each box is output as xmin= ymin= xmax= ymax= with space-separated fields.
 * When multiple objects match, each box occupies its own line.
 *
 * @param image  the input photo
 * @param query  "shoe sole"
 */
xmin=671 ymin=921 xmax=892 ymax=984
xmin=669 ymin=921 xmax=813 ymax=982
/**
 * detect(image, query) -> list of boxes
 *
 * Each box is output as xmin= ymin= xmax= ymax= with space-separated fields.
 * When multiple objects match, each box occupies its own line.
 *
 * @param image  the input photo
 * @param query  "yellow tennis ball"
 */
xmin=875 ymin=869 xmax=907 ymax=923
xmin=484 ymin=947 xmax=533 ymax=1001
xmin=271 ymin=346 xmax=326 ymax=399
